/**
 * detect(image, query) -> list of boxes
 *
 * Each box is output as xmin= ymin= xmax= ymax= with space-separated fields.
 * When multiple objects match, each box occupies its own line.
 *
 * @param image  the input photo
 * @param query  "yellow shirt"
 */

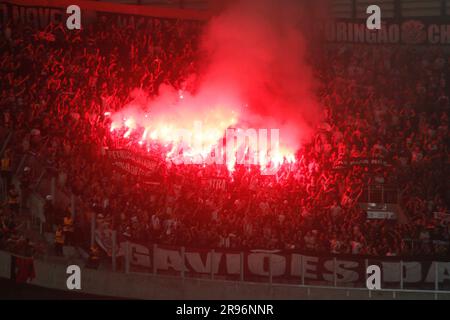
xmin=8 ymin=194 xmax=18 ymax=204
xmin=1 ymin=158 xmax=11 ymax=171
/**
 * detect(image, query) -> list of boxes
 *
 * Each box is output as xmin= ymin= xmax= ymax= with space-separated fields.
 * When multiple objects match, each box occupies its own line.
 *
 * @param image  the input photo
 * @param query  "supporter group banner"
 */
xmin=332 ymin=157 xmax=390 ymax=171
xmin=0 ymin=1 xmax=67 ymax=27
xmin=314 ymin=19 xmax=450 ymax=45
xmin=106 ymin=149 xmax=160 ymax=182
xmin=121 ymin=242 xmax=450 ymax=287
xmin=204 ymin=177 xmax=227 ymax=191
xmin=95 ymin=11 xmax=203 ymax=30
xmin=0 ymin=0 xmax=207 ymax=28
xmin=2 ymin=1 xmax=450 ymax=45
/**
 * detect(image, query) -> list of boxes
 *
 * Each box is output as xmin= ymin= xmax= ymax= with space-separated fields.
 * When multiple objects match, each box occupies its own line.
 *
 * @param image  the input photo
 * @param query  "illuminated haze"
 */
xmin=199 ymin=0 xmax=322 ymax=149
xmin=111 ymin=0 xmax=323 ymax=162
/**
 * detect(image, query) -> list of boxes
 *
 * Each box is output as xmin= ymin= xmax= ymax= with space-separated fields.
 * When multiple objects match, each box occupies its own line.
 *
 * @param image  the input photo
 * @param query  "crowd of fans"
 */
xmin=0 ymin=15 xmax=448 ymax=260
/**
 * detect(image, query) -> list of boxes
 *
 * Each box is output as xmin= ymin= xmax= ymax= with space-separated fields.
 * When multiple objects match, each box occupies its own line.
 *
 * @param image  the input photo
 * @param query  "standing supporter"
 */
xmin=63 ymin=211 xmax=74 ymax=246
xmin=54 ymin=225 xmax=64 ymax=256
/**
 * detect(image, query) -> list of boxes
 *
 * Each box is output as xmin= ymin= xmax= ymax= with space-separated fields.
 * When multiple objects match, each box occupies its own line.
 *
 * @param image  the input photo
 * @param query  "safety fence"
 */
xmin=89 ymin=230 xmax=450 ymax=293
xmin=359 ymin=184 xmax=399 ymax=204
xmin=2 ymin=249 xmax=450 ymax=299
xmin=0 ymin=128 xmax=76 ymax=232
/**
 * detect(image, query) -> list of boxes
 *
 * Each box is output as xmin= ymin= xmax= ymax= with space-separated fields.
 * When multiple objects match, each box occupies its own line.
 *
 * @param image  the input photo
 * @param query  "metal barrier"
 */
xmin=3 ymin=134 xmax=75 ymax=230
xmin=359 ymin=184 xmax=399 ymax=204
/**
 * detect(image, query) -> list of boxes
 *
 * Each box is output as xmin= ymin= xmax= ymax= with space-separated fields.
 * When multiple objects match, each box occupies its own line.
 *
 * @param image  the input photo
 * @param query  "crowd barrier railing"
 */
xmin=359 ymin=184 xmax=399 ymax=204
xmin=93 ymin=230 xmax=450 ymax=293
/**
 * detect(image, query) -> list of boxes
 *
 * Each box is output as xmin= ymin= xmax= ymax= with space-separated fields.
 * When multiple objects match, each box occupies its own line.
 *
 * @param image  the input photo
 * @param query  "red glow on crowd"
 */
xmin=107 ymin=100 xmax=297 ymax=174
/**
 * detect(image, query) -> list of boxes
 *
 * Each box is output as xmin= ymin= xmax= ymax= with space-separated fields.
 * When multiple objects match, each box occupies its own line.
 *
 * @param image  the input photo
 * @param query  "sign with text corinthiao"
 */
xmin=106 ymin=149 xmax=160 ymax=182
xmin=314 ymin=20 xmax=450 ymax=45
xmin=123 ymin=242 xmax=450 ymax=288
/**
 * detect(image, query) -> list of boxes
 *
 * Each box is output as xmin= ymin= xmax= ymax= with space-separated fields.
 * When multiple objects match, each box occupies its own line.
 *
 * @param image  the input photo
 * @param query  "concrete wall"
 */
xmin=1 ymin=251 xmax=450 ymax=299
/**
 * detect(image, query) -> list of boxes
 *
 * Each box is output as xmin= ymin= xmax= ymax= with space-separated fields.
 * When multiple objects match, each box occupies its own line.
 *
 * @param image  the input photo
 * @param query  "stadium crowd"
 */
xmin=0 ymin=16 xmax=449 ymax=259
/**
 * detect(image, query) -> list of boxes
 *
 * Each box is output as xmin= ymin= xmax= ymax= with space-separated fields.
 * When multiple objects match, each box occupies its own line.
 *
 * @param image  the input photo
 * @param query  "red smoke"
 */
xmin=200 ymin=0 xmax=322 ymax=148
xmin=109 ymin=0 xmax=322 ymax=170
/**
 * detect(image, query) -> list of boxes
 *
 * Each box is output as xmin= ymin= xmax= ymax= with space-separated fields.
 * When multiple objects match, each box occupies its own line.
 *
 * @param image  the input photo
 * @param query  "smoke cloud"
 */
xmin=199 ymin=0 xmax=322 ymax=149
xmin=111 ymin=0 xmax=323 ymax=158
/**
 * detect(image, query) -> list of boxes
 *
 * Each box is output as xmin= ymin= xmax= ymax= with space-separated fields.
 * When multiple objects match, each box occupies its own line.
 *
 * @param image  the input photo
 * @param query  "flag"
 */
xmin=10 ymin=255 xmax=35 ymax=283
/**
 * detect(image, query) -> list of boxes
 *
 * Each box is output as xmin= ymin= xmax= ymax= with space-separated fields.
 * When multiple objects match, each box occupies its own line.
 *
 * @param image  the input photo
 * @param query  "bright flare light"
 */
xmin=108 ymin=99 xmax=296 ymax=173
